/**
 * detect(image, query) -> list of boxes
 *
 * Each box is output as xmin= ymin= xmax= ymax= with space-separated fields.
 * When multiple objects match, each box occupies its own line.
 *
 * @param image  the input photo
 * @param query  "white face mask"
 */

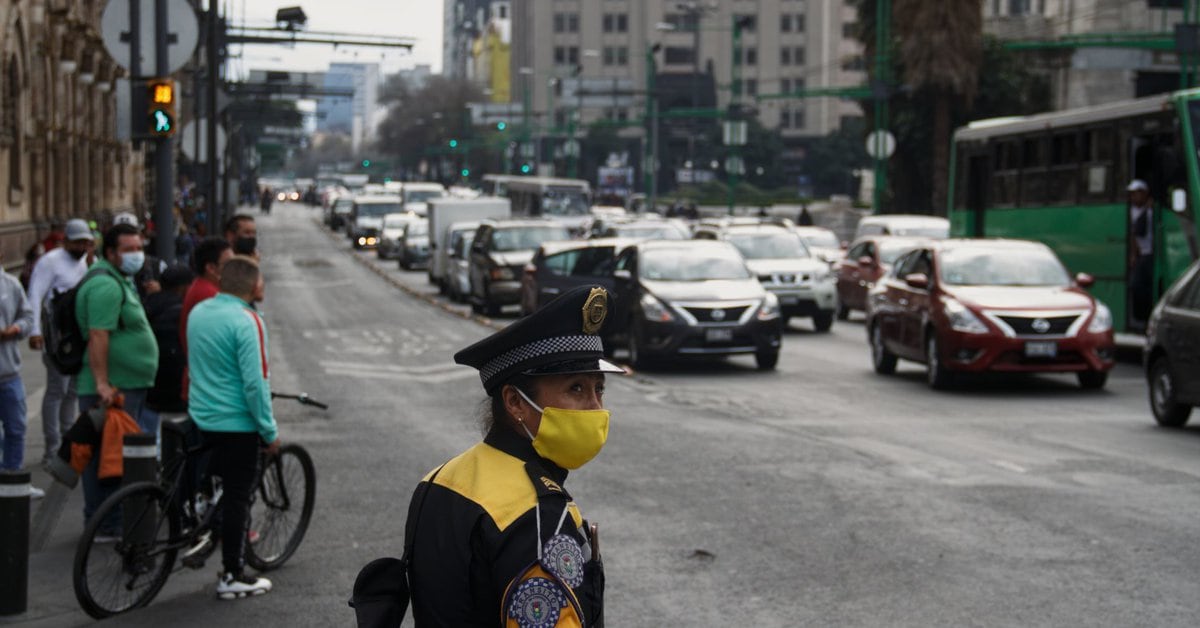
xmin=119 ymin=251 xmax=145 ymax=275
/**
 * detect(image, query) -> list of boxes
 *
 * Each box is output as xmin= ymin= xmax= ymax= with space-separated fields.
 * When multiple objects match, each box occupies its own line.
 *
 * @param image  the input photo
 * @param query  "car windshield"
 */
xmin=334 ymin=201 xmax=354 ymax=215
xmin=640 ymin=248 xmax=751 ymax=281
xmin=939 ymin=248 xmax=1071 ymax=287
xmin=615 ymin=224 xmax=688 ymax=240
xmin=878 ymin=240 xmax=923 ymax=265
xmin=493 ymin=226 xmax=571 ymax=252
xmin=357 ymin=203 xmax=402 ymax=217
xmin=384 ymin=215 xmax=413 ymax=229
xmin=405 ymin=222 xmax=429 ymax=237
xmin=726 ymin=232 xmax=810 ymax=259
xmin=540 ymin=189 xmax=590 ymax=216
xmin=799 ymin=231 xmax=839 ymax=249
xmin=405 ymin=190 xmax=444 ymax=204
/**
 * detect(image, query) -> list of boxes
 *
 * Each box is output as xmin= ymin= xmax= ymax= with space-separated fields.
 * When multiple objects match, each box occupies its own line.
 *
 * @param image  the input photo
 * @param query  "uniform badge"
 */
xmin=581 ymin=287 xmax=608 ymax=335
xmin=508 ymin=577 xmax=566 ymax=628
xmin=541 ymin=534 xmax=585 ymax=589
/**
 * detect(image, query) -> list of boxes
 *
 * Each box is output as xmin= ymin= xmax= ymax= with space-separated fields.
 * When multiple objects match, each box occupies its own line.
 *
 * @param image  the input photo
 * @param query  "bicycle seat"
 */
xmin=161 ymin=414 xmax=196 ymax=437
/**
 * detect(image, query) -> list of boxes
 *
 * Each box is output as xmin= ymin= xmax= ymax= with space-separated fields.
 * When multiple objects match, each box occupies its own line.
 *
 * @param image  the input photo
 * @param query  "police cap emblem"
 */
xmin=581 ymin=287 xmax=608 ymax=335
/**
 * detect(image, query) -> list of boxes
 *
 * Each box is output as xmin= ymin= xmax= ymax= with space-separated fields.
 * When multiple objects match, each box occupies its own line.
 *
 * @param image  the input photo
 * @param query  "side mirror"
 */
xmin=613 ymin=269 xmax=632 ymax=281
xmin=1172 ymin=188 xmax=1188 ymax=214
xmin=1075 ymin=272 xmax=1095 ymax=288
xmin=858 ymin=256 xmax=874 ymax=267
xmin=904 ymin=273 xmax=930 ymax=290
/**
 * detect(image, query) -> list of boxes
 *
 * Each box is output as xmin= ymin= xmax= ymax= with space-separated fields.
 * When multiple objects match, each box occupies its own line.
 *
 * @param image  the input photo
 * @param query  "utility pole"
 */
xmin=205 ymin=0 xmax=221 ymax=236
xmin=727 ymin=16 xmax=752 ymax=215
xmin=644 ymin=44 xmax=660 ymax=212
xmin=872 ymin=0 xmax=891 ymax=215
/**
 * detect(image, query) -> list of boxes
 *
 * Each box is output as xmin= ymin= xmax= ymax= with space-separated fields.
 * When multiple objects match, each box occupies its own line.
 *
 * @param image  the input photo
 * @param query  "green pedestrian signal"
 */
xmin=520 ymin=164 xmax=532 ymax=174
xmin=496 ymin=121 xmax=507 ymax=131
xmin=449 ymin=139 xmax=458 ymax=148
xmin=461 ymin=168 xmax=470 ymax=177
xmin=362 ymin=159 xmax=371 ymax=168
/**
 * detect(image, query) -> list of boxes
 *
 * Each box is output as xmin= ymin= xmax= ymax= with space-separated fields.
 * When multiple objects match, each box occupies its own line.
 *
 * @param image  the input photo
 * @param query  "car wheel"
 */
xmin=755 ymin=350 xmax=779 ymax=370
xmin=1077 ymin=370 xmax=1109 ymax=391
xmin=812 ymin=311 xmax=834 ymax=333
xmin=836 ymin=299 xmax=850 ymax=321
xmin=626 ymin=321 xmax=646 ymax=369
xmin=870 ymin=322 xmax=897 ymax=375
xmin=925 ymin=333 xmax=954 ymax=390
xmin=1149 ymin=357 xmax=1192 ymax=426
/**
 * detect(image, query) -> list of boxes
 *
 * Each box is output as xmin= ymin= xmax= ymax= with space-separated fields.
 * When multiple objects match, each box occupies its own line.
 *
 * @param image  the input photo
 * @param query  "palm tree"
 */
xmin=892 ymin=0 xmax=983 ymax=214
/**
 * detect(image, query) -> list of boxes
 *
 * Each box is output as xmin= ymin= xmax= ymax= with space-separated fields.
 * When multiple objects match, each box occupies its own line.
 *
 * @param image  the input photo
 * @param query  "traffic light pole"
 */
xmin=154 ymin=0 xmax=175 ymax=262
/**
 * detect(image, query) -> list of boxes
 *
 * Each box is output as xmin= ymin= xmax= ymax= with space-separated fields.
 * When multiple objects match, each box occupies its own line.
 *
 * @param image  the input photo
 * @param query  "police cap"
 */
xmin=455 ymin=285 xmax=625 ymax=395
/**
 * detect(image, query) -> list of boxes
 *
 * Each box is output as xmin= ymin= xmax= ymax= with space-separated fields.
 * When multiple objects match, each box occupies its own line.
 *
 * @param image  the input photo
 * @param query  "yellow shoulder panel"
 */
xmin=432 ymin=442 xmax=538 ymax=531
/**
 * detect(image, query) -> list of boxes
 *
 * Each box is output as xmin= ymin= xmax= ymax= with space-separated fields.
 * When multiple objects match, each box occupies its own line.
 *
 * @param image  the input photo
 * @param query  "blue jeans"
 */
xmin=0 ymin=377 xmax=28 ymax=472
xmin=79 ymin=389 xmax=159 ymax=531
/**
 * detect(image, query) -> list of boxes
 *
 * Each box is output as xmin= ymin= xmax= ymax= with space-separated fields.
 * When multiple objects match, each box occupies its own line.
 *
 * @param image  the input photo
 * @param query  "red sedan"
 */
xmin=835 ymin=236 xmax=930 ymax=319
xmin=865 ymin=239 xmax=1115 ymax=390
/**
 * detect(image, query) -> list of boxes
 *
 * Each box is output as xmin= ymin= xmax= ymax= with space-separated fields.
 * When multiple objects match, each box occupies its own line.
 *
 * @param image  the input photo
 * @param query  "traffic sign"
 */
xmin=101 ymin=0 xmax=200 ymax=74
xmin=866 ymin=130 xmax=896 ymax=160
xmin=180 ymin=119 xmax=227 ymax=161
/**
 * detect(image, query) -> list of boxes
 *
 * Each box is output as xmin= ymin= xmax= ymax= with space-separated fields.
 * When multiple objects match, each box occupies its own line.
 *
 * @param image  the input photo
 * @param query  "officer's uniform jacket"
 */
xmin=407 ymin=426 xmax=604 ymax=627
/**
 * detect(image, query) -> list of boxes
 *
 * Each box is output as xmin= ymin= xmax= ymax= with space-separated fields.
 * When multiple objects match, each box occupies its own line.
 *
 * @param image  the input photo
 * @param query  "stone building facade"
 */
xmin=0 ymin=0 xmax=144 ymax=267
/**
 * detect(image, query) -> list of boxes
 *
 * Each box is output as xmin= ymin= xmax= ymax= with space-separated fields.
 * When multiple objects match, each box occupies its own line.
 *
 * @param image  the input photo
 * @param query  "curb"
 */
xmin=315 ymin=219 xmax=506 ymax=332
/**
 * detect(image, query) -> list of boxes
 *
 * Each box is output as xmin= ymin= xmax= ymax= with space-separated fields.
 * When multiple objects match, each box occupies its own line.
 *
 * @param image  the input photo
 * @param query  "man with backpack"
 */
xmin=75 ymin=223 xmax=160 ymax=536
xmin=26 ymin=219 xmax=93 ymax=468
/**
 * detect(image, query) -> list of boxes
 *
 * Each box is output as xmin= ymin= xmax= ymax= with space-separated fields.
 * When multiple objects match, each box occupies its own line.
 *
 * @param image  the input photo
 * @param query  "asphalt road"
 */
xmin=20 ymin=202 xmax=1200 ymax=627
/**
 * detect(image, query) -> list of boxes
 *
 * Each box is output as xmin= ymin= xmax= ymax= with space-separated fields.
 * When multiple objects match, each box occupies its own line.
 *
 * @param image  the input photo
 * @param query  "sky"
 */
xmin=229 ymin=0 xmax=443 ymax=79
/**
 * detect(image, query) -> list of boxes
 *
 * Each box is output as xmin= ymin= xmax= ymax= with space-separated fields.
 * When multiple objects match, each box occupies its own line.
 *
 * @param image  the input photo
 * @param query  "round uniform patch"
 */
xmin=508 ymin=577 xmax=566 ymax=628
xmin=541 ymin=534 xmax=586 ymax=588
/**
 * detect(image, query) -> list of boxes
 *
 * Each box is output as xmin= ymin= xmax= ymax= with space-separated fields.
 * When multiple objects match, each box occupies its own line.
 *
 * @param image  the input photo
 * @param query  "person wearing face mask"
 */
xmin=382 ymin=285 xmax=621 ymax=628
xmin=224 ymin=214 xmax=259 ymax=259
xmin=186 ymin=256 xmax=277 ymax=599
xmin=26 ymin=219 xmax=94 ymax=468
xmin=74 ymin=223 xmax=160 ymax=537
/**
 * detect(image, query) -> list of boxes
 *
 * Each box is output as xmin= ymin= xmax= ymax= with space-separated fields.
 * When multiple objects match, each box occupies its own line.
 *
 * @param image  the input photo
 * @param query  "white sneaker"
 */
xmin=216 ymin=572 xmax=272 ymax=600
xmin=29 ymin=486 xmax=45 ymax=499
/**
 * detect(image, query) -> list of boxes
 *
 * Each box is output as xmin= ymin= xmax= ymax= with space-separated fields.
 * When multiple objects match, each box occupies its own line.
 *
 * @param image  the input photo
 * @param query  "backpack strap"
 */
xmin=403 ymin=463 xmax=445 ymax=564
xmin=81 ymin=267 xmax=128 ymax=331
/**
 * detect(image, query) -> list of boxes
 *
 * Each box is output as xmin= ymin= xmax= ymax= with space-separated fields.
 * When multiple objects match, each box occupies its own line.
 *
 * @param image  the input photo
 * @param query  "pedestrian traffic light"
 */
xmin=461 ymin=168 xmax=470 ymax=177
xmin=496 ymin=121 xmax=507 ymax=131
xmin=449 ymin=139 xmax=459 ymax=149
xmin=362 ymin=159 xmax=371 ymax=168
xmin=520 ymin=163 xmax=532 ymax=174
xmin=146 ymin=78 xmax=176 ymax=137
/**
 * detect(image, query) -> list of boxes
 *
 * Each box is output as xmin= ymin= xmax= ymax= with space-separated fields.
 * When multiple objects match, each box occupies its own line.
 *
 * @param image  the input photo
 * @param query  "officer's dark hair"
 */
xmin=103 ymin=224 xmax=141 ymax=257
xmin=224 ymin=214 xmax=255 ymax=236
xmin=483 ymin=374 xmax=540 ymax=434
xmin=193 ymin=236 xmax=231 ymax=276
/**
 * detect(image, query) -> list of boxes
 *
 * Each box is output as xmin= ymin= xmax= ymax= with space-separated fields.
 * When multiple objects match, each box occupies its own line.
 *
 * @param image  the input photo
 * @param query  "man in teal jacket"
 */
xmin=187 ymin=256 xmax=278 ymax=599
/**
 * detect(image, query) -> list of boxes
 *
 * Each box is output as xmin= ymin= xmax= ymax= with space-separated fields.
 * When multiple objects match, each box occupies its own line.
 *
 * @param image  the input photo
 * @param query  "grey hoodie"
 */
xmin=0 ymin=269 xmax=33 ymax=381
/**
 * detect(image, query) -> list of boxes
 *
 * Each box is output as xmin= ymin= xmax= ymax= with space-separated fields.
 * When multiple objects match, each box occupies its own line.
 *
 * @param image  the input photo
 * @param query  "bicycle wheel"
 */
xmin=73 ymin=482 xmax=180 ymax=619
xmin=246 ymin=444 xmax=316 ymax=571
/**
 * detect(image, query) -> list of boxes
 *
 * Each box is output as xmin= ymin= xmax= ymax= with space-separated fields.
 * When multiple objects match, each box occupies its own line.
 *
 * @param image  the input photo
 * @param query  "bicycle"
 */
xmin=71 ymin=392 xmax=328 ymax=619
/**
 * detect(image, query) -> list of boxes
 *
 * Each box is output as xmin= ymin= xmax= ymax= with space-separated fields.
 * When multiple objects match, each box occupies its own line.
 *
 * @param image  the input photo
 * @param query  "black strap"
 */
xmin=403 ymin=464 xmax=445 ymax=564
xmin=81 ymin=267 xmax=128 ymax=330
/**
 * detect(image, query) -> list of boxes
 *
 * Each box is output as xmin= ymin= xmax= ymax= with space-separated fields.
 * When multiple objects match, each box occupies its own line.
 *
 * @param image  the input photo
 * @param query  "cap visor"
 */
xmin=522 ymin=358 xmax=629 ymax=377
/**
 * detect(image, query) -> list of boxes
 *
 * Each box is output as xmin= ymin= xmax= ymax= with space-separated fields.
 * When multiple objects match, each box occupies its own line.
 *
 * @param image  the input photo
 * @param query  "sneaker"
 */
xmin=216 ymin=571 xmax=272 ymax=600
xmin=29 ymin=486 xmax=45 ymax=499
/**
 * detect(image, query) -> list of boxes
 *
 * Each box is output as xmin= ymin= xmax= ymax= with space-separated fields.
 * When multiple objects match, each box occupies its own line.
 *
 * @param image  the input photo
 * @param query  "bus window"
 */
xmin=992 ymin=140 xmax=1019 ymax=206
xmin=1049 ymin=132 xmax=1079 ymax=205
xmin=1080 ymin=128 xmax=1114 ymax=203
xmin=1019 ymin=136 xmax=1048 ymax=206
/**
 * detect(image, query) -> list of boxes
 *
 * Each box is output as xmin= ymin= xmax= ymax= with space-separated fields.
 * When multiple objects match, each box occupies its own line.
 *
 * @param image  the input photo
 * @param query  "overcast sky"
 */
xmin=230 ymin=0 xmax=443 ymax=79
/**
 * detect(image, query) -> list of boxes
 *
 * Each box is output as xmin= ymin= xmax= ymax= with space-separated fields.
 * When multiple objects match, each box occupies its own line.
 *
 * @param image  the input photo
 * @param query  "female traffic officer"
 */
xmin=405 ymin=285 xmax=622 ymax=627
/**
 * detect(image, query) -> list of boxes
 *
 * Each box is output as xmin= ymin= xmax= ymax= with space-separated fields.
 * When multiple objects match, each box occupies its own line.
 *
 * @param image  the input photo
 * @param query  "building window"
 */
xmin=781 ymin=15 xmax=792 ymax=32
xmin=745 ymin=79 xmax=758 ymax=96
xmin=734 ymin=14 xmax=757 ymax=33
xmin=554 ymin=46 xmax=580 ymax=66
xmin=781 ymin=48 xmax=791 ymax=65
xmin=780 ymin=78 xmax=791 ymax=93
xmin=793 ymin=47 xmax=805 ymax=65
xmin=604 ymin=46 xmax=629 ymax=66
xmin=780 ymin=108 xmax=791 ymax=129
xmin=555 ymin=13 xmax=579 ymax=33
xmin=794 ymin=108 xmax=806 ymax=129
xmin=795 ymin=15 xmax=806 ymax=32
xmin=602 ymin=13 xmax=628 ymax=33
xmin=746 ymin=48 xmax=757 ymax=66
xmin=841 ymin=55 xmax=864 ymax=71
xmin=664 ymin=46 xmax=696 ymax=65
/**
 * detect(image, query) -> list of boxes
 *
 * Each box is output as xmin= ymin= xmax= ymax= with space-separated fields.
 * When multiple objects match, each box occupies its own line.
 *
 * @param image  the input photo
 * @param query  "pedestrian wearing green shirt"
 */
xmin=186 ymin=256 xmax=277 ymax=598
xmin=76 ymin=223 xmax=160 ymax=538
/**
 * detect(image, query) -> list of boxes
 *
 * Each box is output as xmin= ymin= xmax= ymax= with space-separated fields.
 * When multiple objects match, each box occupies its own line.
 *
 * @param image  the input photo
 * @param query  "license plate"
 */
xmin=780 ymin=296 xmax=799 ymax=305
xmin=1024 ymin=341 xmax=1057 ymax=358
xmin=705 ymin=328 xmax=734 ymax=343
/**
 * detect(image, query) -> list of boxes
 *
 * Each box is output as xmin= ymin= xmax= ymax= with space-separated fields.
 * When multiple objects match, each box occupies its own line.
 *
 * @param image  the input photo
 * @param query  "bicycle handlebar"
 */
xmin=271 ymin=392 xmax=329 ymax=410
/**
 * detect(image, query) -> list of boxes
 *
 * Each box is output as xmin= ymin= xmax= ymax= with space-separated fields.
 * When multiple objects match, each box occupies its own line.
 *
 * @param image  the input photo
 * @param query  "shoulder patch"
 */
xmin=540 ymin=477 xmax=562 ymax=493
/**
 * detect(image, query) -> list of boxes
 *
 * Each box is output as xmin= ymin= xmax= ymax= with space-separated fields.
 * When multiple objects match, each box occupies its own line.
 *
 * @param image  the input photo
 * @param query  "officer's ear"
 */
xmin=500 ymin=384 xmax=527 ymax=423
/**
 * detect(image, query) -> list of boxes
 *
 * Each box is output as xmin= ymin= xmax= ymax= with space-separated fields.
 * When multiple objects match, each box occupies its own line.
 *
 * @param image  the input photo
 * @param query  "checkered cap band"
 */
xmin=479 ymin=335 xmax=603 ymax=386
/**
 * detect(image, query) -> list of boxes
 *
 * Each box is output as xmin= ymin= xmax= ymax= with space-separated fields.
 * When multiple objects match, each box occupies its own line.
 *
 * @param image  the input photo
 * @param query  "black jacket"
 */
xmin=406 ymin=426 xmax=604 ymax=627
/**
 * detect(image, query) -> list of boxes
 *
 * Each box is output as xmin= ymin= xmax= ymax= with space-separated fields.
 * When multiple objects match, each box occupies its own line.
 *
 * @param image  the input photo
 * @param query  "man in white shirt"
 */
xmin=26 ymin=219 xmax=93 ymax=466
xmin=1127 ymin=180 xmax=1155 ymax=327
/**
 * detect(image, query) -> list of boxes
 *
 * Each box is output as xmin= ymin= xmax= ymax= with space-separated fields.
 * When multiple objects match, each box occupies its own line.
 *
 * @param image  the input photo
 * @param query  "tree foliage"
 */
xmin=375 ymin=75 xmax=486 ymax=175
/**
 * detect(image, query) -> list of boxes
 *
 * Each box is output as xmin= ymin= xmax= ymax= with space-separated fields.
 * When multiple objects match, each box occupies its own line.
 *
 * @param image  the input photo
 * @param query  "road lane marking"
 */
xmin=320 ymin=360 xmax=467 ymax=375
xmin=322 ymin=365 xmax=478 ymax=383
xmin=990 ymin=460 xmax=1028 ymax=474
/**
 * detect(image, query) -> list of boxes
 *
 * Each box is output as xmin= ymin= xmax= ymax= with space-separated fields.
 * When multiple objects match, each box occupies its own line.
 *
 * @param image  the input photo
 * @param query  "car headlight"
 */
xmin=757 ymin=292 xmax=781 ymax=320
xmin=1087 ymin=303 xmax=1112 ymax=333
xmin=641 ymin=293 xmax=675 ymax=322
xmin=943 ymin=298 xmax=988 ymax=334
xmin=489 ymin=266 xmax=515 ymax=281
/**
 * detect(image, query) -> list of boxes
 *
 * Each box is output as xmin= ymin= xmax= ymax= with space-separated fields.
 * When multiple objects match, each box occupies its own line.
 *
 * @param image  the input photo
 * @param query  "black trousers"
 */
xmin=1131 ymin=253 xmax=1154 ymax=325
xmin=202 ymin=431 xmax=261 ymax=575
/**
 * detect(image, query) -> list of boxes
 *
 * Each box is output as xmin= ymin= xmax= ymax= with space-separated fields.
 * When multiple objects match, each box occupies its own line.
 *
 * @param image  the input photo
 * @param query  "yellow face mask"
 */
xmin=517 ymin=389 xmax=610 ymax=470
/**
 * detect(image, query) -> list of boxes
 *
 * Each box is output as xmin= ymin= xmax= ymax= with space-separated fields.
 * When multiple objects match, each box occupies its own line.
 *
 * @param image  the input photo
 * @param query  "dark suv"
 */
xmin=607 ymin=240 xmax=783 ymax=370
xmin=468 ymin=219 xmax=571 ymax=316
xmin=1145 ymin=259 xmax=1200 ymax=427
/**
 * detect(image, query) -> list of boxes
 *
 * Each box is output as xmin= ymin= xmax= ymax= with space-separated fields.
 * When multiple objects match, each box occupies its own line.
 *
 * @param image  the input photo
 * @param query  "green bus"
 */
xmin=950 ymin=90 xmax=1200 ymax=334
